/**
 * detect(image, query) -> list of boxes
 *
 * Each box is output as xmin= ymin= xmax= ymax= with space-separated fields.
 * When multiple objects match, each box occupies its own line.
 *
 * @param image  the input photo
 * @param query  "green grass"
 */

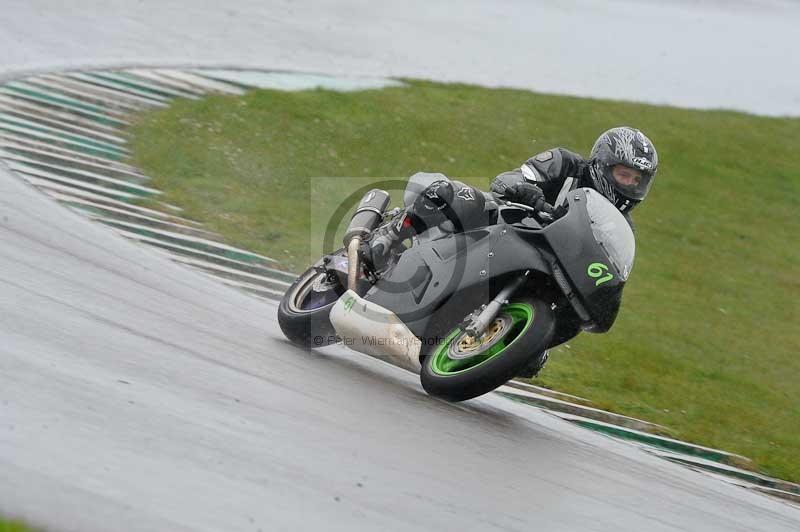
xmin=0 ymin=518 xmax=37 ymax=532
xmin=129 ymin=80 xmax=800 ymax=482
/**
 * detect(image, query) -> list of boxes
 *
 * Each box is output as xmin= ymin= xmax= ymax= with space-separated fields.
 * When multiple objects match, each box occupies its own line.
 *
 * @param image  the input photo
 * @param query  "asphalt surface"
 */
xmin=2 ymin=0 xmax=800 ymax=116
xmin=2 ymin=1 xmax=800 ymax=531
xmin=3 ymin=167 xmax=800 ymax=532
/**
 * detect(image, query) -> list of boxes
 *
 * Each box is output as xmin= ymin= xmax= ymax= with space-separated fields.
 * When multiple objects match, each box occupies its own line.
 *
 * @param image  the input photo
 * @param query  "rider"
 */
xmin=370 ymin=126 xmax=659 ymax=263
xmin=491 ymin=126 xmax=659 ymax=226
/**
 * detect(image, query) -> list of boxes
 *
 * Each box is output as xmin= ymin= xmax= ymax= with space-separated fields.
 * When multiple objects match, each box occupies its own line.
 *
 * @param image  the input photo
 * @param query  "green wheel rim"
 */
xmin=430 ymin=302 xmax=534 ymax=376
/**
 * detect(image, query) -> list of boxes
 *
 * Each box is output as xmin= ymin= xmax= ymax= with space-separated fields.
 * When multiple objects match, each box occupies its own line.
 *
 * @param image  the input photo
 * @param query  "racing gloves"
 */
xmin=502 ymin=182 xmax=545 ymax=208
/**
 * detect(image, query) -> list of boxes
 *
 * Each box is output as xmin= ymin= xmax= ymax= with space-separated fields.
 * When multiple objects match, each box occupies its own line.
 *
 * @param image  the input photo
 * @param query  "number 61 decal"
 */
xmin=587 ymin=262 xmax=614 ymax=286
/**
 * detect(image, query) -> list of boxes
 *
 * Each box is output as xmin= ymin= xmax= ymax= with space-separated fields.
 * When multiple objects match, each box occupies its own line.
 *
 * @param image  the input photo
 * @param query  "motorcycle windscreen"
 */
xmin=584 ymin=189 xmax=635 ymax=280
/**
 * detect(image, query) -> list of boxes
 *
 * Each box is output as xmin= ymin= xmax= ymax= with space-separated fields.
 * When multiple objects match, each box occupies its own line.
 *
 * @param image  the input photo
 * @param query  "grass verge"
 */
xmin=0 ymin=518 xmax=36 ymax=532
xmin=129 ymin=80 xmax=800 ymax=481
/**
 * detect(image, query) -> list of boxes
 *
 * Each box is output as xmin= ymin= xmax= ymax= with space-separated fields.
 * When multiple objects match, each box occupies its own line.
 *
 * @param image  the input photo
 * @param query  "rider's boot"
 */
xmin=516 ymin=350 xmax=549 ymax=379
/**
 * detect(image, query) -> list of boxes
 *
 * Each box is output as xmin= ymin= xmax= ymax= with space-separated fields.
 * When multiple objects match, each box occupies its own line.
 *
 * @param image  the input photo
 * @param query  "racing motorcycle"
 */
xmin=278 ymin=173 xmax=635 ymax=401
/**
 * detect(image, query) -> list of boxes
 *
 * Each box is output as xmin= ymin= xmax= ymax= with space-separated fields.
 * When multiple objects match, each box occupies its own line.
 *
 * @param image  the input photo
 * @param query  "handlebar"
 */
xmin=503 ymin=200 xmax=537 ymax=211
xmin=503 ymin=198 xmax=556 ymax=222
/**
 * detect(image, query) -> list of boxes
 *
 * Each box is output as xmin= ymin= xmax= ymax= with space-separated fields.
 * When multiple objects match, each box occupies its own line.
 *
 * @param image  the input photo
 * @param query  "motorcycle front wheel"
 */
xmin=421 ymin=296 xmax=555 ymax=402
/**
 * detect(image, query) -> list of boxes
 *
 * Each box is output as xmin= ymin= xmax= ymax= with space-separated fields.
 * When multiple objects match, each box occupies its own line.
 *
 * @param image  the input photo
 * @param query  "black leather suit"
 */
xmin=491 ymin=148 xmax=634 ymax=228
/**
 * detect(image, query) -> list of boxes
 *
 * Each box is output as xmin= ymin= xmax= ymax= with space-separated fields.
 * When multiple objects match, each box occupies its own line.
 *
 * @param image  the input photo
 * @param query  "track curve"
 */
xmin=2 ymin=162 xmax=799 ymax=531
xmin=2 ymin=2 xmax=800 ymax=530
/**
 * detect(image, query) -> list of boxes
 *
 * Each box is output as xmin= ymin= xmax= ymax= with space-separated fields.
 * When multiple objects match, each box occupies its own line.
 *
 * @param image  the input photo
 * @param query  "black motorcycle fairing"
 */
xmin=363 ymin=223 xmax=552 ymax=339
xmin=541 ymin=189 xmax=627 ymax=332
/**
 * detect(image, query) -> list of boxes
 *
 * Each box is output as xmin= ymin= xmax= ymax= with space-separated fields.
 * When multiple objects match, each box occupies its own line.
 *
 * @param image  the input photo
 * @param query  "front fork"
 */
xmin=463 ymin=271 xmax=530 ymax=338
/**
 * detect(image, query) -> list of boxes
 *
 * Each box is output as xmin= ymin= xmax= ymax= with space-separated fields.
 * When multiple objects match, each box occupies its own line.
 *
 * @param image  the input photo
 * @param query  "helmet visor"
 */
xmin=611 ymin=165 xmax=654 ymax=201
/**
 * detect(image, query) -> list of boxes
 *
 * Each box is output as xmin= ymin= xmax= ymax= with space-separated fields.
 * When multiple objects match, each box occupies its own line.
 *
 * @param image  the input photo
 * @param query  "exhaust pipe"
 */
xmin=347 ymin=236 xmax=361 ymax=291
xmin=343 ymin=189 xmax=390 ymax=291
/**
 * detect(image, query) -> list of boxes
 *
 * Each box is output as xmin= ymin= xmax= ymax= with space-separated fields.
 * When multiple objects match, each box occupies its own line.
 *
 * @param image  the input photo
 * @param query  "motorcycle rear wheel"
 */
xmin=278 ymin=253 xmax=346 ymax=348
xmin=421 ymin=296 xmax=554 ymax=402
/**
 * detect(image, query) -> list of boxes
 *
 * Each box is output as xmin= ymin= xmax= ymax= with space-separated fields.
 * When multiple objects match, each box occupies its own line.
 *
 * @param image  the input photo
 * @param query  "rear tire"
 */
xmin=278 ymin=255 xmax=346 ymax=348
xmin=421 ymin=296 xmax=555 ymax=402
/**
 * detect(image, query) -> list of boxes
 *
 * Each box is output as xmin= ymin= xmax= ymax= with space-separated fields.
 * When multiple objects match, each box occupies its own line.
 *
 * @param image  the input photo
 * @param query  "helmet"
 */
xmin=588 ymin=127 xmax=658 ymax=212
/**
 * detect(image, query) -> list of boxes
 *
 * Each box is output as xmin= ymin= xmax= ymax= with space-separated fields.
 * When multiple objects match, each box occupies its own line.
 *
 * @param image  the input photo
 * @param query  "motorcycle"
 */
xmin=278 ymin=173 xmax=635 ymax=401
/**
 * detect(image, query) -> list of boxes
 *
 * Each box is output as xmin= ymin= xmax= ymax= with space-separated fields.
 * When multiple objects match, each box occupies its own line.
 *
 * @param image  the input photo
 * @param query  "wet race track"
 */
xmin=2 ymin=2 xmax=800 ymax=530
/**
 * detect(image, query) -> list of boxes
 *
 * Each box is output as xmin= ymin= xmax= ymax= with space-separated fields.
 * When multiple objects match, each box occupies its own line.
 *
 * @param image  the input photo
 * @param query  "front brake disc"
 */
xmin=447 ymin=314 xmax=513 ymax=360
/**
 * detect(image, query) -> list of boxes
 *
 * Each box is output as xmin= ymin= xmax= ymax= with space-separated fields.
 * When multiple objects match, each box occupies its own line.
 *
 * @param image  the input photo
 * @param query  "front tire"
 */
xmin=421 ymin=296 xmax=555 ymax=402
xmin=278 ymin=257 xmax=345 ymax=348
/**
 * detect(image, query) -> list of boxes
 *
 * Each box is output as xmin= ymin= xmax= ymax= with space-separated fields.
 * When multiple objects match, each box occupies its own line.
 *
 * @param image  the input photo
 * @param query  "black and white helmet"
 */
xmin=589 ymin=126 xmax=658 ymax=212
